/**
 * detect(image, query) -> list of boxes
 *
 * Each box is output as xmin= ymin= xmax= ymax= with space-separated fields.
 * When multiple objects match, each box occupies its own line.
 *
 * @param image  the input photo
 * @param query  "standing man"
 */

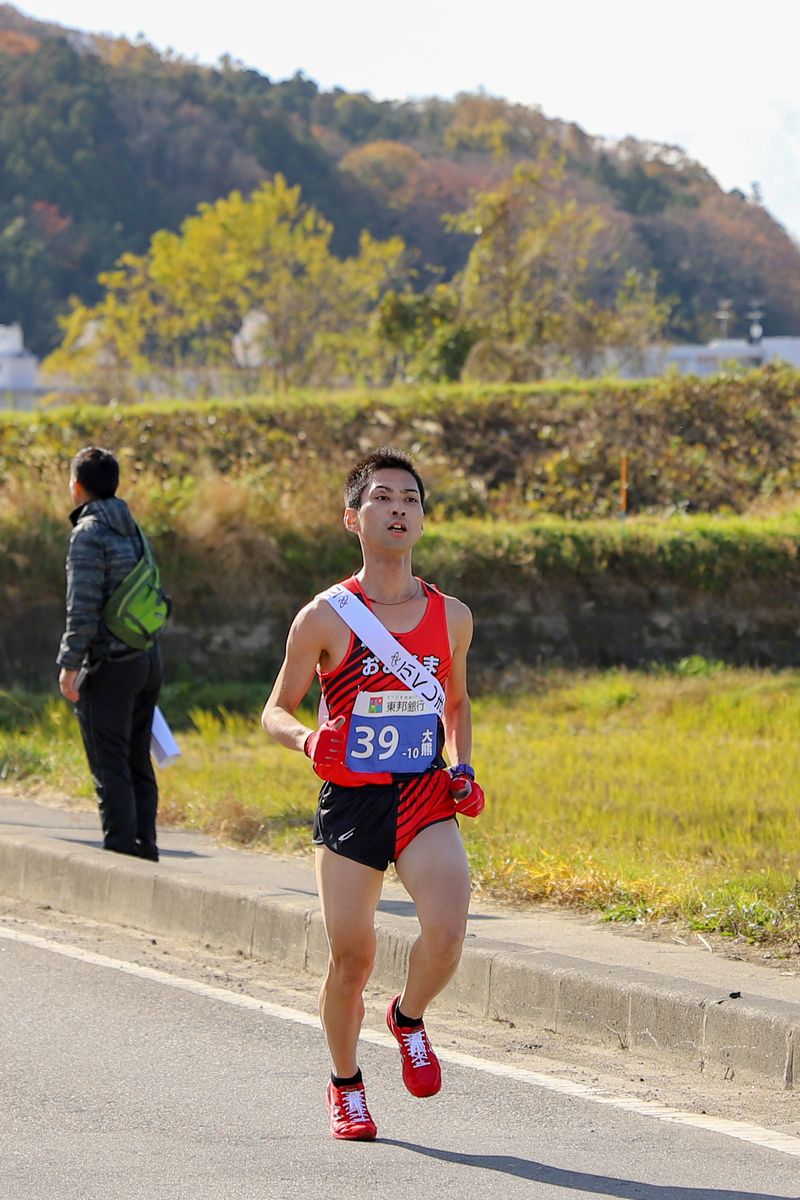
xmin=57 ymin=446 xmax=163 ymax=862
xmin=262 ymin=447 xmax=485 ymax=1141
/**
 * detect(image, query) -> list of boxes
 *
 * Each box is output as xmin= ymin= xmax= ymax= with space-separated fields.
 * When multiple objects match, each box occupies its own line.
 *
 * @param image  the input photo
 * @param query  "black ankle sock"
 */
xmin=331 ymin=1069 xmax=363 ymax=1088
xmin=394 ymin=1001 xmax=423 ymax=1028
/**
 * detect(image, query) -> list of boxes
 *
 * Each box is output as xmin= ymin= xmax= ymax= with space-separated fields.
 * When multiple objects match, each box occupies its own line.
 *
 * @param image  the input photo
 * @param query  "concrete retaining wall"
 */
xmin=6 ymin=571 xmax=800 ymax=691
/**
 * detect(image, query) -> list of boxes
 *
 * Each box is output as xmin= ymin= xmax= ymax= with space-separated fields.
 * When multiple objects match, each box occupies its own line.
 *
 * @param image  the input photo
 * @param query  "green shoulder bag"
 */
xmin=101 ymin=524 xmax=171 ymax=651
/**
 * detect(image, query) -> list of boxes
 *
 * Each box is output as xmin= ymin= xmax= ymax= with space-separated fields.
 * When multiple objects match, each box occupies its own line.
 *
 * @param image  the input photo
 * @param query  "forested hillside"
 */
xmin=2 ymin=2 xmax=800 ymax=357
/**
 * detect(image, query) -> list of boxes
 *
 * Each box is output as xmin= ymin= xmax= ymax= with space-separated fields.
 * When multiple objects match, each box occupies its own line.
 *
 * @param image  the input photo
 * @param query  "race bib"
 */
xmin=345 ymin=690 xmax=438 ymax=774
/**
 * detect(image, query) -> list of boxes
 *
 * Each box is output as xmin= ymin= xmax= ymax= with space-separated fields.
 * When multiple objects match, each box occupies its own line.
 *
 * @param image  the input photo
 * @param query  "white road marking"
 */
xmin=3 ymin=923 xmax=800 ymax=1159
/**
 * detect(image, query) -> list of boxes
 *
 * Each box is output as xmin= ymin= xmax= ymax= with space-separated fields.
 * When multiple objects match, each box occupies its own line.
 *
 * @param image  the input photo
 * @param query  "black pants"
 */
xmin=76 ymin=646 xmax=163 ymax=860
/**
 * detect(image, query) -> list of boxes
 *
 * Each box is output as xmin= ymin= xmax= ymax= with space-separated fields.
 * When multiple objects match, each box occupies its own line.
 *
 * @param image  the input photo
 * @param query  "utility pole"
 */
xmin=715 ymin=298 xmax=734 ymax=338
xmin=747 ymin=300 xmax=765 ymax=344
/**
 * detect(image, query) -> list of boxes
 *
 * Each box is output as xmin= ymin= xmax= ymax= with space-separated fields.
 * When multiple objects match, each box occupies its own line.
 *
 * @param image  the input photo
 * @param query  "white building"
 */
xmin=620 ymin=336 xmax=800 ymax=379
xmin=661 ymin=336 xmax=800 ymax=376
xmin=0 ymin=324 xmax=39 ymax=408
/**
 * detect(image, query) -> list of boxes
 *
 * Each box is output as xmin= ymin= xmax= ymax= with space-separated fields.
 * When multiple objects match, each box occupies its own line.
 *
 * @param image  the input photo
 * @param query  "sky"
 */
xmin=15 ymin=0 xmax=800 ymax=244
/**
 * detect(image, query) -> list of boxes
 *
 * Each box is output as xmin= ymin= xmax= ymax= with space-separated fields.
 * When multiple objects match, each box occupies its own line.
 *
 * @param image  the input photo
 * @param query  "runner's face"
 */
xmin=346 ymin=469 xmax=424 ymax=549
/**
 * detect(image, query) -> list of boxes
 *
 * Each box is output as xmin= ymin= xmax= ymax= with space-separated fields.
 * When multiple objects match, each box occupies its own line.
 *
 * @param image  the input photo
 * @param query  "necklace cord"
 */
xmin=364 ymin=578 xmax=421 ymax=606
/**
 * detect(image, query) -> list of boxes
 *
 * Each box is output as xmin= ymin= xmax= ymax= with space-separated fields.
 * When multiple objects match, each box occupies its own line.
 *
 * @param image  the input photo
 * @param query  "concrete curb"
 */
xmin=0 ymin=832 xmax=796 ymax=1090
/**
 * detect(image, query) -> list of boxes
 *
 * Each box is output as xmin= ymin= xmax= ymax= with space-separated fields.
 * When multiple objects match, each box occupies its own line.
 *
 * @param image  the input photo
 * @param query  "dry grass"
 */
xmin=4 ymin=667 xmax=800 ymax=946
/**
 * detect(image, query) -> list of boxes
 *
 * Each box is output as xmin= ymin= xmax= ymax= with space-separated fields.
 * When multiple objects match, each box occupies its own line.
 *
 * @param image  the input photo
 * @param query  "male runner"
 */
xmin=261 ymin=447 xmax=484 ymax=1141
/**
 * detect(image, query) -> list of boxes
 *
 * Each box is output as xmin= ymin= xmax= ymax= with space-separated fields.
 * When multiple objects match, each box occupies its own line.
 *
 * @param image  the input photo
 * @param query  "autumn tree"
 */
xmin=340 ymin=141 xmax=423 ymax=208
xmin=46 ymin=176 xmax=406 ymax=390
xmin=443 ymin=94 xmax=549 ymax=158
xmin=449 ymin=155 xmax=669 ymax=380
xmin=373 ymin=284 xmax=475 ymax=382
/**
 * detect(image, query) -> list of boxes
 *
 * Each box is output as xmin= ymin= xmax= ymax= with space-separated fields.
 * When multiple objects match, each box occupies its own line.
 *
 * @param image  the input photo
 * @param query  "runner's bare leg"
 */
xmin=315 ymin=846 xmax=384 ymax=1077
xmin=394 ymin=819 xmax=471 ymax=1018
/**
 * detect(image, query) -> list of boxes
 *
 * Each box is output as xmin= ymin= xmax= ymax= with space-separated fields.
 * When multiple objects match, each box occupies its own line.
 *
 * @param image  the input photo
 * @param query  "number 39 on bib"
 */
xmin=345 ymin=690 xmax=438 ymax=775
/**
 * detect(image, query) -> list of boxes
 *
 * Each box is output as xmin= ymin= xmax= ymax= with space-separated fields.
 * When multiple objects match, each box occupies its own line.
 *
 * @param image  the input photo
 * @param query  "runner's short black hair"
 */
xmin=345 ymin=447 xmax=425 ymax=509
xmin=71 ymin=446 xmax=119 ymax=499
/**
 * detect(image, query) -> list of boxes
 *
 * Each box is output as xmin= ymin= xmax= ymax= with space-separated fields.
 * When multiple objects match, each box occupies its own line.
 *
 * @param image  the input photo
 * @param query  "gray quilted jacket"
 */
xmin=57 ymin=497 xmax=148 ymax=669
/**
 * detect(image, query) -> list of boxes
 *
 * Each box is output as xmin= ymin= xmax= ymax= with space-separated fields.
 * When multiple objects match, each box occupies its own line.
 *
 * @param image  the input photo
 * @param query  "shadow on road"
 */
xmin=381 ymin=1141 xmax=788 ymax=1200
xmin=63 ymin=838 xmax=206 ymax=860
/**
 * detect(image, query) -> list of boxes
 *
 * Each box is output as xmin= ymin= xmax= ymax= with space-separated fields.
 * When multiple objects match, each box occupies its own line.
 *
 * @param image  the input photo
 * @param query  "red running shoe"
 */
xmin=325 ymin=1080 xmax=377 ymax=1141
xmin=385 ymin=995 xmax=442 ymax=1097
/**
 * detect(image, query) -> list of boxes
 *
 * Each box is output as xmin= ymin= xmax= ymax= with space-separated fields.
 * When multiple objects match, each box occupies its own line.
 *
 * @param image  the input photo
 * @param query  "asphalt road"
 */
xmin=2 ymin=917 xmax=799 ymax=1200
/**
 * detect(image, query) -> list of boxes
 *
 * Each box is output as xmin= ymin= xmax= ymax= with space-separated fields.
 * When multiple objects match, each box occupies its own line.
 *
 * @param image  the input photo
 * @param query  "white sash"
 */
xmin=321 ymin=583 xmax=445 ymax=718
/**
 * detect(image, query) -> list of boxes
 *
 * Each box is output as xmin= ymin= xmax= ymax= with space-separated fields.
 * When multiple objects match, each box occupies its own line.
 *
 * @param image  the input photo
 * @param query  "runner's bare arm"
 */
xmin=442 ymin=597 xmax=474 ymax=766
xmin=261 ymin=602 xmax=331 ymax=752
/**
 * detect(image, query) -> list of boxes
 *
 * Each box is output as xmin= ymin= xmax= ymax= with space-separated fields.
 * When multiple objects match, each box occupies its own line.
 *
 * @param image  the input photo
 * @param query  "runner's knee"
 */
xmin=327 ymin=938 xmax=376 ymax=989
xmin=418 ymin=918 xmax=467 ymax=965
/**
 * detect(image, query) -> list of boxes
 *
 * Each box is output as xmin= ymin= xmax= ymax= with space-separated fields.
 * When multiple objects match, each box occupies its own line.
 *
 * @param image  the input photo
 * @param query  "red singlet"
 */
xmin=316 ymin=575 xmax=452 ymax=788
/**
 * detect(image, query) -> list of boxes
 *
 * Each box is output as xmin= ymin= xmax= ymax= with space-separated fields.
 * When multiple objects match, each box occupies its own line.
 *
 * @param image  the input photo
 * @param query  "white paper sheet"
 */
xmin=151 ymin=706 xmax=181 ymax=768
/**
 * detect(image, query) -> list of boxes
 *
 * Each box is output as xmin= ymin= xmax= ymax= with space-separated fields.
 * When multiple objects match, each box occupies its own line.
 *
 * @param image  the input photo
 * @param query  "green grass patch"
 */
xmin=4 ymin=667 xmax=800 ymax=947
xmin=0 ymin=697 xmax=91 ymax=795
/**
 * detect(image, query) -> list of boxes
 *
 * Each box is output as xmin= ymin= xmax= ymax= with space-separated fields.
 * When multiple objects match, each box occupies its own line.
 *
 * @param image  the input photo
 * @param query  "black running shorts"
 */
xmin=312 ymin=767 xmax=456 ymax=871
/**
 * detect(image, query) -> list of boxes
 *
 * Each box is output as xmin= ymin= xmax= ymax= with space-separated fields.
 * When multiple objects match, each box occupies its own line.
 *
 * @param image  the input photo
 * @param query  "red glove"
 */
xmin=304 ymin=716 xmax=346 ymax=767
xmin=448 ymin=767 xmax=485 ymax=818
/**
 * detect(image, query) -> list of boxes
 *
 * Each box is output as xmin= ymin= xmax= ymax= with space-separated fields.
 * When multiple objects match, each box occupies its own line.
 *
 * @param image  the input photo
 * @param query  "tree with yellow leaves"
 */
xmin=46 ymin=176 xmax=406 ymax=392
xmin=449 ymin=154 xmax=670 ymax=380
